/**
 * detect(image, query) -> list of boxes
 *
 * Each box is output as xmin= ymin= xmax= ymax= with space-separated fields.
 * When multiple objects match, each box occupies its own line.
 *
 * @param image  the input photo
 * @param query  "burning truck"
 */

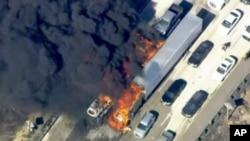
xmin=87 ymin=13 xmax=203 ymax=133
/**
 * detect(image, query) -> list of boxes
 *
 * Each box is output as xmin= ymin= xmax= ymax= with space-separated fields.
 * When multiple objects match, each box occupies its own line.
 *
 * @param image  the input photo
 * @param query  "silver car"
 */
xmin=157 ymin=130 xmax=176 ymax=141
xmin=134 ymin=111 xmax=156 ymax=138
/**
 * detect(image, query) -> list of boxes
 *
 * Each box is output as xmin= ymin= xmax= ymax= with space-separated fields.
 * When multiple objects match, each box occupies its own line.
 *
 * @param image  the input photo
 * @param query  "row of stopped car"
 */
xmin=208 ymin=1 xmax=249 ymax=40
xmin=158 ymin=53 xmax=237 ymax=140
xmin=133 ymin=4 xmax=243 ymax=141
xmin=159 ymin=39 xmax=238 ymax=141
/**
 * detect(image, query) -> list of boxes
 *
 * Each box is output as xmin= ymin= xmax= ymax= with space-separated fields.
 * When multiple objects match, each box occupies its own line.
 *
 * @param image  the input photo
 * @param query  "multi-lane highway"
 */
xmin=166 ymin=2 xmax=250 ymax=141
xmin=38 ymin=1 xmax=250 ymax=141
xmin=121 ymin=1 xmax=250 ymax=141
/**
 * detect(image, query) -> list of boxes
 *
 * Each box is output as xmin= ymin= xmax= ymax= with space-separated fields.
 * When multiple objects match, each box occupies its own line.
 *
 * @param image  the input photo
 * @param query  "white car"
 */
xmin=212 ymin=55 xmax=237 ymax=82
xmin=221 ymin=9 xmax=243 ymax=35
xmin=207 ymin=0 xmax=229 ymax=11
xmin=86 ymin=98 xmax=111 ymax=118
xmin=243 ymin=24 xmax=250 ymax=41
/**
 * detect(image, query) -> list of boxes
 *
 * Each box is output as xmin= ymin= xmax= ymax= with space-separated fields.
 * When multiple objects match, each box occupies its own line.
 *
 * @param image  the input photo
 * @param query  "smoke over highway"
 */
xmin=0 ymin=0 xmax=159 ymax=118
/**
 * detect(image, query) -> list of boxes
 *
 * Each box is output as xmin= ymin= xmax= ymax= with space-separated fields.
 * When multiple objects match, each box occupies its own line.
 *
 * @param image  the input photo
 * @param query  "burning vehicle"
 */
xmin=87 ymin=95 xmax=112 ymax=118
xmin=107 ymin=83 xmax=145 ymax=133
xmin=86 ymin=13 xmax=203 ymax=133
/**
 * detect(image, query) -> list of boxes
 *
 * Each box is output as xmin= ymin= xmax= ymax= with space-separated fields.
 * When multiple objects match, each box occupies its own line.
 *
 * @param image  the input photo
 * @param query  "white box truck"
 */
xmin=134 ymin=13 xmax=203 ymax=100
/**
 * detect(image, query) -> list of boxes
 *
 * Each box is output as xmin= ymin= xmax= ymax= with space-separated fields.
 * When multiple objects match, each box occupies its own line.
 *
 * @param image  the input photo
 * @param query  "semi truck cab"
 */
xmin=207 ymin=0 xmax=230 ymax=11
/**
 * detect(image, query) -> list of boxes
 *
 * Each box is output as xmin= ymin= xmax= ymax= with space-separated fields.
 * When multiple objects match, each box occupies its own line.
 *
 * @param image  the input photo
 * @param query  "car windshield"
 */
xmin=225 ymin=58 xmax=233 ymax=63
xmin=162 ymin=131 xmax=173 ymax=138
xmin=159 ymin=19 xmax=169 ymax=25
xmin=222 ymin=20 xmax=232 ymax=28
xmin=158 ymin=20 xmax=169 ymax=29
xmin=246 ymin=26 xmax=250 ymax=33
xmin=165 ymin=92 xmax=175 ymax=98
xmin=217 ymin=67 xmax=225 ymax=74
xmin=186 ymin=103 xmax=196 ymax=110
xmin=194 ymin=48 xmax=203 ymax=56
xmin=138 ymin=123 xmax=147 ymax=130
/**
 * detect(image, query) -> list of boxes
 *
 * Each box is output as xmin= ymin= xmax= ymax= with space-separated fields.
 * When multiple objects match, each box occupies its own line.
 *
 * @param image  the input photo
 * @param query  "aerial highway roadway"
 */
xmin=168 ymin=3 xmax=250 ymax=140
xmin=121 ymin=1 xmax=250 ymax=141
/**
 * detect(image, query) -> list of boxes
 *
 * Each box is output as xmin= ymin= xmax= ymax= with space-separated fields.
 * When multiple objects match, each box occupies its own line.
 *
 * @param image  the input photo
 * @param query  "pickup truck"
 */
xmin=153 ymin=4 xmax=183 ymax=37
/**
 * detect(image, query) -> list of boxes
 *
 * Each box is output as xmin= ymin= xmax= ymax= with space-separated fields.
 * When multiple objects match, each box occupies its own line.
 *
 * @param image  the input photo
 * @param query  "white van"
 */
xmin=207 ymin=0 xmax=230 ymax=11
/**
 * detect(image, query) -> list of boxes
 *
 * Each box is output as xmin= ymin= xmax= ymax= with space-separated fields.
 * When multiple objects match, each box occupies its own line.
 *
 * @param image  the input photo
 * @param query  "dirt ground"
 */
xmin=0 ymin=104 xmax=28 ymax=141
xmin=2 ymin=86 xmax=250 ymax=141
xmin=202 ymin=87 xmax=250 ymax=141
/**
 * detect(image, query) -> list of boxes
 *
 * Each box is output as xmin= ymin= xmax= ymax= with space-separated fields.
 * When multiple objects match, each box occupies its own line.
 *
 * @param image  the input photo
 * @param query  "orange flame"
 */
xmin=102 ymin=34 xmax=164 ymax=132
xmin=107 ymin=83 xmax=143 ymax=132
xmin=98 ymin=94 xmax=112 ymax=105
xmin=136 ymin=34 xmax=164 ymax=66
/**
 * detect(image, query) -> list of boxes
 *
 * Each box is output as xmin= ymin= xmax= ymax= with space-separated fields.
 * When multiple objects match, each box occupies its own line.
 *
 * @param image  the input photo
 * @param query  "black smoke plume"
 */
xmin=0 ymin=0 xmax=160 ymax=138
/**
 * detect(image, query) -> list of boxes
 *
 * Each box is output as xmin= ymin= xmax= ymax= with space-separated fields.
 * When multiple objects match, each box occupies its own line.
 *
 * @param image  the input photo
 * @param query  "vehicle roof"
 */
xmin=208 ymin=0 xmax=225 ymax=5
xmin=154 ymin=20 xmax=169 ymax=34
xmin=191 ymin=90 xmax=208 ymax=102
xmin=225 ymin=14 xmax=237 ymax=23
xmin=168 ymin=79 xmax=186 ymax=92
xmin=90 ymin=100 xmax=99 ymax=108
xmin=196 ymin=40 xmax=213 ymax=53
xmin=182 ymin=90 xmax=208 ymax=116
xmin=201 ymin=40 xmax=214 ymax=47
xmin=231 ymin=9 xmax=243 ymax=16
xmin=141 ymin=112 xmax=154 ymax=125
xmin=133 ymin=14 xmax=202 ymax=97
xmin=169 ymin=4 xmax=183 ymax=14
xmin=158 ymin=130 xmax=175 ymax=141
xmin=246 ymin=25 xmax=250 ymax=32
xmin=225 ymin=9 xmax=242 ymax=23
xmin=162 ymin=11 xmax=176 ymax=22
xmin=221 ymin=56 xmax=236 ymax=66
xmin=188 ymin=40 xmax=213 ymax=65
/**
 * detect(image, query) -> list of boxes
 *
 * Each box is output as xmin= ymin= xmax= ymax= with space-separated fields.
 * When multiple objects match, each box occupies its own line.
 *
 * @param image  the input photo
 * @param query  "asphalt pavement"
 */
xmin=121 ymin=1 xmax=250 ymax=141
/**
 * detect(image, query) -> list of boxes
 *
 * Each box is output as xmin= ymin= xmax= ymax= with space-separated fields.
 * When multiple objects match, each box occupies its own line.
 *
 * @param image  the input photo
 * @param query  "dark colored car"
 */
xmin=188 ymin=40 xmax=214 ymax=68
xmin=161 ymin=79 xmax=187 ymax=106
xmin=240 ymin=0 xmax=250 ymax=5
xmin=154 ymin=4 xmax=183 ymax=37
xmin=182 ymin=90 xmax=208 ymax=118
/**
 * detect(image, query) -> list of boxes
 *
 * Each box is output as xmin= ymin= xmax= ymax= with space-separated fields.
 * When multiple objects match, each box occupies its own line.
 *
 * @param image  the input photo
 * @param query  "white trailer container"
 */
xmin=133 ymin=13 xmax=203 ymax=100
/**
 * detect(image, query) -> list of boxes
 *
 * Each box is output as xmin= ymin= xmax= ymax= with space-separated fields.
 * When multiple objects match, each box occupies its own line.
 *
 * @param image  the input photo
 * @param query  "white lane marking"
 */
xmin=158 ymin=79 xmax=168 ymax=92
xmin=160 ymin=113 xmax=171 ymax=126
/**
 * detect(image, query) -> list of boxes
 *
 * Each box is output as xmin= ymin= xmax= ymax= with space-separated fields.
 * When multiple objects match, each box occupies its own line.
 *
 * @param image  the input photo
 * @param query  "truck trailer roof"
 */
xmin=133 ymin=13 xmax=203 ymax=100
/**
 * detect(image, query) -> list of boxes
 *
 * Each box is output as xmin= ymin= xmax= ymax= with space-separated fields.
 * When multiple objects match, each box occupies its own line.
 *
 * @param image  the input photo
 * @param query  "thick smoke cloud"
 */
xmin=0 ymin=0 xmax=159 ymax=119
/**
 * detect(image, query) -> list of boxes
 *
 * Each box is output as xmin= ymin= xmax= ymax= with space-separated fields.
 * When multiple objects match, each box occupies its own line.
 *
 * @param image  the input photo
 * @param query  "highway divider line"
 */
xmin=160 ymin=113 xmax=171 ymax=126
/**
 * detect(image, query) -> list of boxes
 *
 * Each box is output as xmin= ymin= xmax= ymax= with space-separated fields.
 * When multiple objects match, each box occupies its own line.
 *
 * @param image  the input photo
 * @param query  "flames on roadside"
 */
xmin=107 ymin=83 xmax=143 ymax=132
xmin=100 ymin=34 xmax=163 ymax=132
